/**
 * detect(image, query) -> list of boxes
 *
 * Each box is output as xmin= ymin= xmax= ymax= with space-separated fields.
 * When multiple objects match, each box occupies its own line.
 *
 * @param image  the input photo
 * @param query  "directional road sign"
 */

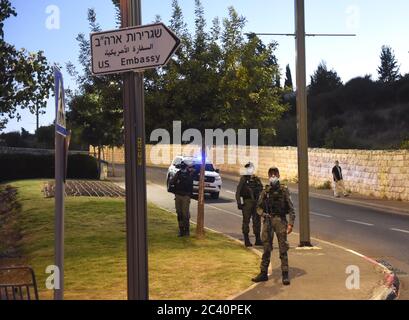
xmin=54 ymin=68 xmax=67 ymax=137
xmin=90 ymin=22 xmax=180 ymax=75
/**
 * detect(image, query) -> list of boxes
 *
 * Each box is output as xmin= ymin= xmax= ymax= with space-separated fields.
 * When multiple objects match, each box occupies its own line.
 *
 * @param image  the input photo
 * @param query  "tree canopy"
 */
xmin=309 ymin=61 xmax=343 ymax=97
xmin=66 ymin=9 xmax=123 ymax=150
xmin=143 ymin=1 xmax=287 ymax=145
xmin=377 ymin=45 xmax=400 ymax=83
xmin=0 ymin=0 xmax=54 ymax=131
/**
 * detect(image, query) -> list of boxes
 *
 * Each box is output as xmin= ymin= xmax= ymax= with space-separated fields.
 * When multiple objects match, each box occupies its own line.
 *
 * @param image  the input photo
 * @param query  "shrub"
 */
xmin=0 ymin=153 xmax=98 ymax=182
xmin=317 ymin=180 xmax=332 ymax=190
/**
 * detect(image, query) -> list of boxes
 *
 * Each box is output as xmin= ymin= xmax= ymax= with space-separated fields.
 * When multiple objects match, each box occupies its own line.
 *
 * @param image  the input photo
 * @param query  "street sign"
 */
xmin=54 ymin=68 xmax=67 ymax=137
xmin=90 ymin=22 xmax=181 ymax=75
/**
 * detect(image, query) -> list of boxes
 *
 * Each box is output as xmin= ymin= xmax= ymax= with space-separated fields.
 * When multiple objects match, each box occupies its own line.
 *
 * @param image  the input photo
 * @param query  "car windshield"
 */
xmin=192 ymin=164 xmax=215 ymax=173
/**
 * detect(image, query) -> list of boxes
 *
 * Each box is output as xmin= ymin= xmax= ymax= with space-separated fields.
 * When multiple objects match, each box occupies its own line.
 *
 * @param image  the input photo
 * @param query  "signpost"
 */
xmin=294 ymin=0 xmax=311 ymax=247
xmin=90 ymin=0 xmax=180 ymax=300
xmin=54 ymin=67 xmax=66 ymax=300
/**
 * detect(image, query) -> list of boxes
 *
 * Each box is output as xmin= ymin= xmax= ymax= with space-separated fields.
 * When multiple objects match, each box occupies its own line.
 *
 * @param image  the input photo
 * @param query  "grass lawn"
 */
xmin=2 ymin=180 xmax=259 ymax=300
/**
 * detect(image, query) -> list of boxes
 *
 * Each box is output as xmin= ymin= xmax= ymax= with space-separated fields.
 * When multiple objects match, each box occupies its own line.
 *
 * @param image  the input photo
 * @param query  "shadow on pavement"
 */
xmin=236 ymin=267 xmax=307 ymax=300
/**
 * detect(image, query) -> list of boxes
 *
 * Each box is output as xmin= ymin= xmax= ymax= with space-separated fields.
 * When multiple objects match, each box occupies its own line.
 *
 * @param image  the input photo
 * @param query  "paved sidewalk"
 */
xmin=115 ymin=180 xmax=396 ymax=300
xmin=233 ymin=233 xmax=392 ymax=300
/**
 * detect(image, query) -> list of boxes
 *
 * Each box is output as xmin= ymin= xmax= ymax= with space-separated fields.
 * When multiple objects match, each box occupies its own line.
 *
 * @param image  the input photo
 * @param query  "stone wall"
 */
xmin=96 ymin=145 xmax=409 ymax=201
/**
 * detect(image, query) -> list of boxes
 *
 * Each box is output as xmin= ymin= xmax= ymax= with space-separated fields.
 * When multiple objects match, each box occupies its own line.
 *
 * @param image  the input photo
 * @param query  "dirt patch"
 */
xmin=43 ymin=180 xmax=125 ymax=198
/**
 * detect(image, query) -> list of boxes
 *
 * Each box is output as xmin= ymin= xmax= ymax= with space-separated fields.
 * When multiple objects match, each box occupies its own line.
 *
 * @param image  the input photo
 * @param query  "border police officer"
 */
xmin=236 ymin=162 xmax=264 ymax=247
xmin=252 ymin=167 xmax=295 ymax=285
xmin=170 ymin=161 xmax=194 ymax=237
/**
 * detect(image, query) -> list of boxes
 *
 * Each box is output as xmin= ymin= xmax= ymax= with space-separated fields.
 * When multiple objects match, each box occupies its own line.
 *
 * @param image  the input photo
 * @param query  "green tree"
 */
xmin=284 ymin=64 xmax=293 ymax=90
xmin=323 ymin=126 xmax=356 ymax=149
xmin=377 ymin=45 xmax=400 ymax=83
xmin=0 ymin=0 xmax=54 ymax=131
xmin=67 ymin=9 xmax=123 ymax=167
xmin=309 ymin=61 xmax=343 ymax=96
xmin=0 ymin=130 xmax=25 ymax=147
xmin=35 ymin=124 xmax=54 ymax=149
xmin=219 ymin=10 xmax=286 ymax=145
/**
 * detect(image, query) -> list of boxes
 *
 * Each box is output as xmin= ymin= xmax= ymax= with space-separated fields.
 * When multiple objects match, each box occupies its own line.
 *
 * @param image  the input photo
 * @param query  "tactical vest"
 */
xmin=174 ymin=171 xmax=193 ymax=195
xmin=264 ymin=185 xmax=286 ymax=215
xmin=240 ymin=176 xmax=262 ymax=200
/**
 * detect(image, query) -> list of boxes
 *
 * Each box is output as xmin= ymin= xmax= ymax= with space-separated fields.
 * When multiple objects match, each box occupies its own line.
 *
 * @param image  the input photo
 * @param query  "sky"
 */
xmin=3 ymin=0 xmax=409 ymax=133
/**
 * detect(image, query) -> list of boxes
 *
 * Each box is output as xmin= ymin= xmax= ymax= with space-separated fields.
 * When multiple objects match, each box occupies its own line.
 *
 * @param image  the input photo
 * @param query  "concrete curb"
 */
xmin=157 ymin=205 xmax=400 ymax=300
xmin=117 ymin=181 xmax=400 ymax=300
xmin=303 ymin=233 xmax=400 ymax=300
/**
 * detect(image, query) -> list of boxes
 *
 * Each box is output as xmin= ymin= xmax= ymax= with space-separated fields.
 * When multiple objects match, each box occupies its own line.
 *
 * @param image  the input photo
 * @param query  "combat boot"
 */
xmin=282 ymin=271 xmax=290 ymax=285
xmin=252 ymin=272 xmax=268 ymax=282
xmin=244 ymin=234 xmax=252 ymax=247
xmin=254 ymin=233 xmax=263 ymax=246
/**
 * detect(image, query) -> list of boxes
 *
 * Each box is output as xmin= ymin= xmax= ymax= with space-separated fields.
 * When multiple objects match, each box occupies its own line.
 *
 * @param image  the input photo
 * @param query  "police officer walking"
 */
xmin=170 ymin=161 xmax=194 ymax=237
xmin=236 ymin=162 xmax=264 ymax=247
xmin=252 ymin=167 xmax=295 ymax=285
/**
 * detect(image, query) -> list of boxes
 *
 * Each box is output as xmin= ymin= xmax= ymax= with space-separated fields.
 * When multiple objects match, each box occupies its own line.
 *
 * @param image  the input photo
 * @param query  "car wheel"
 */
xmin=166 ymin=176 xmax=171 ymax=192
xmin=211 ymin=192 xmax=219 ymax=199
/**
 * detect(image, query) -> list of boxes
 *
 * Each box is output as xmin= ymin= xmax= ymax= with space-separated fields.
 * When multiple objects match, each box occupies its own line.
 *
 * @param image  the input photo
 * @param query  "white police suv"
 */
xmin=166 ymin=155 xmax=222 ymax=199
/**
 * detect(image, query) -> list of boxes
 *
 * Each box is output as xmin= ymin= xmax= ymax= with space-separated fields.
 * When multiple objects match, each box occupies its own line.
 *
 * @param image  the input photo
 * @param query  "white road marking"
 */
xmin=225 ymin=190 xmax=235 ymax=195
xmin=346 ymin=219 xmax=374 ymax=226
xmin=206 ymin=204 xmax=242 ymax=218
xmin=390 ymin=228 xmax=409 ymax=234
xmin=311 ymin=212 xmax=332 ymax=218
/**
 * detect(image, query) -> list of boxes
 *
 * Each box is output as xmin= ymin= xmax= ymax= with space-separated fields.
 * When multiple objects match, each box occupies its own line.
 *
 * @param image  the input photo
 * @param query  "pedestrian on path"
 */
xmin=236 ymin=162 xmax=264 ymax=247
xmin=332 ymin=160 xmax=349 ymax=198
xmin=252 ymin=167 xmax=295 ymax=286
xmin=170 ymin=161 xmax=194 ymax=237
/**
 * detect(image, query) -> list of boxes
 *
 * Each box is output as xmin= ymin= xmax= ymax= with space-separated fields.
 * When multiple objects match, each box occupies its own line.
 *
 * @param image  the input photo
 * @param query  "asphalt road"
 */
xmin=144 ymin=166 xmax=409 ymax=299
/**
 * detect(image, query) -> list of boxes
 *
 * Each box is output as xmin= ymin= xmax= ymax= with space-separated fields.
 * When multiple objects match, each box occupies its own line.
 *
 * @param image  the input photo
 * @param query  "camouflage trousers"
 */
xmin=260 ymin=215 xmax=290 ymax=273
xmin=241 ymin=199 xmax=261 ymax=236
xmin=175 ymin=194 xmax=191 ymax=231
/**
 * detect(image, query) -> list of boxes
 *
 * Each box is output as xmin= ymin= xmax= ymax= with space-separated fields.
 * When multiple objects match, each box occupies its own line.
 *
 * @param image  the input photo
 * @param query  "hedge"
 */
xmin=0 ymin=153 xmax=99 ymax=182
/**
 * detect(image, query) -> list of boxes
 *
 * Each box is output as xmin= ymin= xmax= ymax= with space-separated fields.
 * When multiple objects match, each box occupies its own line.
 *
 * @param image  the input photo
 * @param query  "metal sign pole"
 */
xmin=295 ymin=0 xmax=312 ymax=247
xmin=54 ymin=132 xmax=64 ymax=299
xmin=247 ymin=11 xmax=354 ymax=247
xmin=120 ymin=0 xmax=149 ymax=300
xmin=53 ymin=68 xmax=66 ymax=300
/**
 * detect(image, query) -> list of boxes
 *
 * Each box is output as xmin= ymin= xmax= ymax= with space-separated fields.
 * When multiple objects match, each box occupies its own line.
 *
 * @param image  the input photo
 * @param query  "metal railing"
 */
xmin=0 ymin=266 xmax=39 ymax=300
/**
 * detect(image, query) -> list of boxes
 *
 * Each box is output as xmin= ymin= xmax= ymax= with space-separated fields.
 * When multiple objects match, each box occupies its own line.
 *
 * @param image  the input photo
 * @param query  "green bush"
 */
xmin=317 ymin=180 xmax=332 ymax=190
xmin=0 ymin=153 xmax=98 ymax=182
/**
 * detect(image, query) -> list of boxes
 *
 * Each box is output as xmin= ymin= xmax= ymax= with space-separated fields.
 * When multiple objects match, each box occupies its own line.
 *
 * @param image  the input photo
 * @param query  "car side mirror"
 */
xmin=215 ymin=169 xmax=220 ymax=174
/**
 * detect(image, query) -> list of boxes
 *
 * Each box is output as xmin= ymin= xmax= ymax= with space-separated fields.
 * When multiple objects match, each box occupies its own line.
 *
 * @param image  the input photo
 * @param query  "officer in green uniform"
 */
xmin=170 ymin=161 xmax=194 ymax=237
xmin=252 ymin=167 xmax=295 ymax=285
xmin=236 ymin=162 xmax=264 ymax=247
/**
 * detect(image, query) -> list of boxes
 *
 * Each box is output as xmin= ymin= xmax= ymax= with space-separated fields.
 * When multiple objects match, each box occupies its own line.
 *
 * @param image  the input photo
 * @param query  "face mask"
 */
xmin=245 ymin=166 xmax=255 ymax=176
xmin=269 ymin=176 xmax=279 ymax=186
